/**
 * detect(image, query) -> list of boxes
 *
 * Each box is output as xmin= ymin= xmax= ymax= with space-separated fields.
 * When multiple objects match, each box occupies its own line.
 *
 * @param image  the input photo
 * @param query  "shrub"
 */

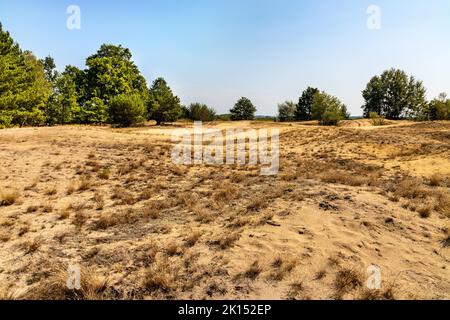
xmin=109 ymin=93 xmax=146 ymax=127
xmin=369 ymin=112 xmax=386 ymax=126
xmin=277 ymin=101 xmax=296 ymax=122
xmin=311 ymin=91 xmax=348 ymax=126
xmin=230 ymin=97 xmax=256 ymax=121
xmin=0 ymin=113 xmax=13 ymax=129
xmin=185 ymin=103 xmax=216 ymax=121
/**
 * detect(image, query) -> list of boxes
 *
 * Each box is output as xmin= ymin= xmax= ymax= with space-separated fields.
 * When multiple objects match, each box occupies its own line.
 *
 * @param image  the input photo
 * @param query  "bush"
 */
xmin=277 ymin=101 xmax=296 ymax=122
xmin=369 ymin=112 xmax=386 ymax=126
xmin=320 ymin=110 xmax=342 ymax=126
xmin=185 ymin=103 xmax=216 ymax=121
xmin=0 ymin=113 xmax=13 ymax=129
xmin=80 ymin=97 xmax=108 ymax=124
xmin=109 ymin=94 xmax=146 ymax=127
xmin=311 ymin=91 xmax=348 ymax=126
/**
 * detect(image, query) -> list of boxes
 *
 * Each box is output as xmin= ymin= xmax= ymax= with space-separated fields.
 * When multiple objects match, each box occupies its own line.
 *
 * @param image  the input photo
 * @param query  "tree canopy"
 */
xmin=0 ymin=23 xmax=51 ymax=127
xmin=362 ymin=68 xmax=427 ymax=119
xmin=148 ymin=78 xmax=182 ymax=125
xmin=312 ymin=91 xmax=349 ymax=126
xmin=278 ymin=101 xmax=296 ymax=122
xmin=230 ymin=97 xmax=257 ymax=121
xmin=296 ymin=87 xmax=319 ymax=121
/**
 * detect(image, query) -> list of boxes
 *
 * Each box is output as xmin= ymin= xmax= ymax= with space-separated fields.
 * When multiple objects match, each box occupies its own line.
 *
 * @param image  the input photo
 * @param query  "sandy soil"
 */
xmin=0 ymin=120 xmax=449 ymax=300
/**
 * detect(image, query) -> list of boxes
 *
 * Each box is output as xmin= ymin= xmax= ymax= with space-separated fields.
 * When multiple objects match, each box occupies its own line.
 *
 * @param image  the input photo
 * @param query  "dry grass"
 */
xmin=77 ymin=176 xmax=93 ymax=192
xmin=242 ymin=260 xmax=263 ymax=280
xmin=333 ymin=267 xmax=363 ymax=299
xmin=24 ymin=265 xmax=109 ymax=300
xmin=267 ymin=255 xmax=298 ymax=281
xmin=393 ymin=178 xmax=428 ymax=199
xmin=320 ymin=171 xmax=368 ymax=186
xmin=213 ymin=232 xmax=241 ymax=250
xmin=21 ymin=238 xmax=42 ymax=254
xmin=184 ymin=229 xmax=203 ymax=247
xmin=1 ymin=122 xmax=450 ymax=300
xmin=143 ymin=256 xmax=178 ymax=294
xmin=0 ymin=189 xmax=20 ymax=206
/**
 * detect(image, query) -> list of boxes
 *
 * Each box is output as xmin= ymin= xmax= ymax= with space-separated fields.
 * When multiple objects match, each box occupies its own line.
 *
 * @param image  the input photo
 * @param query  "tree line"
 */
xmin=1 ymin=23 xmax=449 ymax=128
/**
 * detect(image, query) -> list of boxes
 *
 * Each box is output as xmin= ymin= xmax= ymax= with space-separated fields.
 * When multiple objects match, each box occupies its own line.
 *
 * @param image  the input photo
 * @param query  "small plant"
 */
xmin=243 ymin=260 xmax=263 ymax=280
xmin=369 ymin=112 xmax=386 ymax=126
xmin=97 ymin=168 xmax=110 ymax=180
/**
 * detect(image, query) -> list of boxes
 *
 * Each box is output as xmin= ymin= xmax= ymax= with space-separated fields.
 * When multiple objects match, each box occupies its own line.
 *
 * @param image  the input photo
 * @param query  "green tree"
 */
xmin=185 ymin=103 xmax=216 ymax=121
xmin=312 ymin=91 xmax=349 ymax=126
xmin=45 ymin=69 xmax=79 ymax=125
xmin=277 ymin=101 xmax=296 ymax=122
xmin=148 ymin=78 xmax=181 ymax=125
xmin=85 ymin=44 xmax=148 ymax=105
xmin=428 ymin=93 xmax=450 ymax=120
xmin=230 ymin=97 xmax=256 ymax=121
xmin=80 ymin=97 xmax=109 ymax=124
xmin=41 ymin=56 xmax=59 ymax=84
xmin=109 ymin=93 xmax=146 ymax=127
xmin=296 ymin=87 xmax=318 ymax=121
xmin=362 ymin=69 xmax=427 ymax=119
xmin=0 ymin=24 xmax=51 ymax=127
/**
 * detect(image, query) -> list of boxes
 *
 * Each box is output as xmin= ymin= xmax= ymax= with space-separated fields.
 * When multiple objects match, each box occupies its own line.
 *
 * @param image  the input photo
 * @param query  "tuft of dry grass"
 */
xmin=41 ymin=202 xmax=54 ymax=213
xmin=242 ymin=260 xmax=263 ymax=280
xmin=0 ymin=189 xmax=21 ymax=206
xmin=333 ymin=267 xmax=363 ymax=299
xmin=66 ymin=181 xmax=77 ymax=195
xmin=58 ymin=207 xmax=70 ymax=220
xmin=45 ymin=184 xmax=58 ymax=196
xmin=143 ymin=256 xmax=178 ymax=294
xmin=24 ymin=265 xmax=109 ymax=300
xmin=26 ymin=205 xmax=39 ymax=213
xmin=267 ymin=255 xmax=298 ymax=281
xmin=320 ymin=170 xmax=368 ymax=187
xmin=111 ymin=187 xmax=136 ymax=205
xmin=72 ymin=211 xmax=88 ymax=227
xmin=93 ymin=192 xmax=104 ymax=210
xmin=429 ymin=173 xmax=445 ymax=187
xmin=417 ymin=204 xmax=432 ymax=218
xmin=185 ymin=229 xmax=203 ymax=247
xmin=393 ymin=178 xmax=428 ymax=199
xmin=434 ymin=190 xmax=450 ymax=217
xmin=21 ymin=238 xmax=42 ymax=254
xmin=97 ymin=168 xmax=110 ymax=180
xmin=214 ymin=232 xmax=241 ymax=250
xmin=77 ymin=176 xmax=93 ymax=192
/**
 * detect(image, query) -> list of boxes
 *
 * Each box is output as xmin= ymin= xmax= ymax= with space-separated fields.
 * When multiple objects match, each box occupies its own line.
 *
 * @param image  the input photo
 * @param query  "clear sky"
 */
xmin=1 ymin=0 xmax=449 ymax=116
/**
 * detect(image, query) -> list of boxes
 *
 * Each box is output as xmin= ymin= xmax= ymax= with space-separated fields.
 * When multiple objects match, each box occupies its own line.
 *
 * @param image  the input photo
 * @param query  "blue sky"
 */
xmin=1 ymin=0 xmax=449 ymax=116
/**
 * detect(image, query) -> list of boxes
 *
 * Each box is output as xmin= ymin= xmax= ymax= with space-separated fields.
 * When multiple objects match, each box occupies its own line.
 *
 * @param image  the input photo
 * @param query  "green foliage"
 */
xmin=427 ymin=93 xmax=450 ymax=120
xmin=41 ymin=56 xmax=58 ymax=84
xmin=148 ymin=78 xmax=181 ymax=124
xmin=311 ymin=91 xmax=348 ymax=126
xmin=0 ymin=24 xmax=51 ymax=127
xmin=362 ymin=69 xmax=427 ymax=119
xmin=0 ymin=113 xmax=12 ymax=129
xmin=184 ymin=103 xmax=216 ymax=121
xmin=109 ymin=93 xmax=146 ymax=127
xmin=80 ymin=97 xmax=108 ymax=124
xmin=216 ymin=114 xmax=232 ymax=121
xmin=369 ymin=112 xmax=386 ymax=126
xmin=296 ymin=87 xmax=318 ymax=121
xmin=230 ymin=97 xmax=256 ymax=121
xmin=45 ymin=67 xmax=79 ymax=125
xmin=85 ymin=44 xmax=148 ymax=105
xmin=277 ymin=101 xmax=296 ymax=122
